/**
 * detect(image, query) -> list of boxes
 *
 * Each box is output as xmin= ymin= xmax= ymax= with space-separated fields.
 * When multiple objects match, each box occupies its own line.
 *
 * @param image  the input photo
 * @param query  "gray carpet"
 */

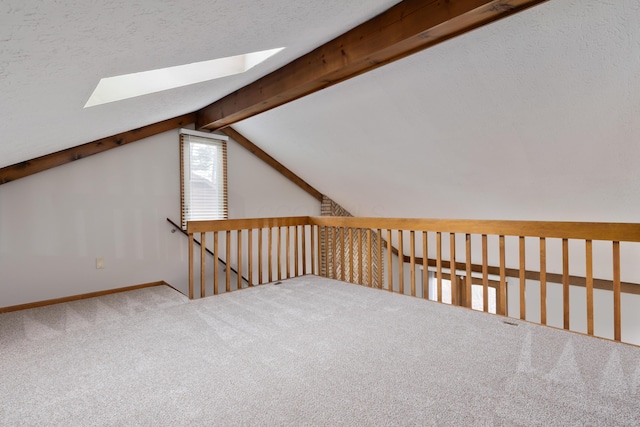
xmin=1 ymin=276 xmax=640 ymax=426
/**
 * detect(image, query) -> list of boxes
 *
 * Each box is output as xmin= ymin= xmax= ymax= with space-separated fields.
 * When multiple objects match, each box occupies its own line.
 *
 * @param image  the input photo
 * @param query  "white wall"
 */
xmin=0 ymin=128 xmax=319 ymax=307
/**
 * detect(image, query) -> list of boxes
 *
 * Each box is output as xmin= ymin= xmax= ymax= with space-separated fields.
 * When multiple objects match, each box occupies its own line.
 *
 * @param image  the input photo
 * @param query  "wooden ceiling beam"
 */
xmin=222 ymin=126 xmax=323 ymax=201
xmin=0 ymin=113 xmax=196 ymax=185
xmin=196 ymin=0 xmax=548 ymax=130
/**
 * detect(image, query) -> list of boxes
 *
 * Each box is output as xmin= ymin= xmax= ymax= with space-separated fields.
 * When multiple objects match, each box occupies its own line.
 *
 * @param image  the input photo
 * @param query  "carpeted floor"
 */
xmin=1 ymin=276 xmax=640 ymax=426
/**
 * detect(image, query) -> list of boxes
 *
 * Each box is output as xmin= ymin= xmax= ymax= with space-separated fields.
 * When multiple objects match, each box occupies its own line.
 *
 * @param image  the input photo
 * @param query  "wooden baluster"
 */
xmin=335 ymin=227 xmax=339 ymax=280
xmin=341 ymin=228 xmax=347 ymax=282
xmin=310 ymin=225 xmax=315 ymax=275
xmin=378 ymin=229 xmax=383 ymax=289
xmin=499 ymin=235 xmax=506 ymax=316
xmin=320 ymin=226 xmax=324 ymax=277
xmin=268 ymin=227 xmax=273 ymax=283
xmin=483 ymin=235 xmax=489 ymax=312
xmin=286 ymin=226 xmax=291 ymax=279
xmin=387 ymin=229 xmax=393 ymax=292
xmin=331 ymin=227 xmax=340 ymax=280
xmin=465 ymin=234 xmax=472 ymax=308
xmin=201 ymin=232 xmax=206 ymax=298
xmin=188 ymin=232 xmax=194 ymax=299
xmin=294 ymin=226 xmax=299 ymax=277
xmin=278 ymin=227 xmax=282 ymax=280
xmin=226 ymin=230 xmax=231 ymax=292
xmin=450 ymin=232 xmax=456 ymax=306
xmin=613 ymin=241 xmax=621 ymax=341
xmin=327 ymin=227 xmax=332 ymax=279
xmin=349 ymin=228 xmax=354 ymax=283
xmin=436 ymin=232 xmax=442 ymax=302
xmin=301 ymin=225 xmax=306 ymax=276
xmin=540 ymin=237 xmax=546 ymax=324
xmin=367 ymin=229 xmax=373 ymax=287
xmin=519 ymin=236 xmax=525 ymax=320
xmin=410 ymin=231 xmax=416 ymax=297
xmin=585 ymin=240 xmax=593 ymax=335
xmin=214 ymin=231 xmax=219 ymax=294
xmin=423 ymin=232 xmax=428 ymax=299
xmin=398 ymin=230 xmax=404 ymax=294
xmin=248 ymin=229 xmax=253 ymax=287
xmin=562 ymin=238 xmax=569 ymax=330
xmin=318 ymin=226 xmax=323 ymax=277
xmin=257 ymin=229 xmax=263 ymax=285
xmin=358 ymin=229 xmax=364 ymax=285
xmin=237 ymin=230 xmax=243 ymax=290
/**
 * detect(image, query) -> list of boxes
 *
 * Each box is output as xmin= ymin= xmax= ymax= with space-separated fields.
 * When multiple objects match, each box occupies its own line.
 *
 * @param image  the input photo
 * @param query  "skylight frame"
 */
xmin=85 ymin=48 xmax=284 ymax=108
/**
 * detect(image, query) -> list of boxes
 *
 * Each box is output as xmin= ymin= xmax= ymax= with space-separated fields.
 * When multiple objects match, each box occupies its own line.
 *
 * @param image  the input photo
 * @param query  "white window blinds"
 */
xmin=180 ymin=130 xmax=228 ymax=230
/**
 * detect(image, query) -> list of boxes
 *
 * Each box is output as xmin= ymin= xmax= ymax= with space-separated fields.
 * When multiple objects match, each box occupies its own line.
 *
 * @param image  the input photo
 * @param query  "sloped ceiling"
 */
xmin=0 ymin=0 xmax=399 ymax=168
xmin=3 ymin=0 xmax=640 ymax=223
xmin=234 ymin=0 xmax=640 ymax=222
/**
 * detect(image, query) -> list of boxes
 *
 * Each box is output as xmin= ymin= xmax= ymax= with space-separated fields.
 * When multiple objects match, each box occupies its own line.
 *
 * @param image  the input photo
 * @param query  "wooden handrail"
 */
xmin=309 ymin=217 xmax=640 ymax=242
xmin=187 ymin=216 xmax=310 ymax=233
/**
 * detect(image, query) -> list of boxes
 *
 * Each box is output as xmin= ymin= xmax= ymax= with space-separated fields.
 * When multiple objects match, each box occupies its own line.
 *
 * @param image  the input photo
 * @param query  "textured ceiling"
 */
xmin=4 ymin=0 xmax=640 ymax=223
xmin=0 ymin=0 xmax=399 ymax=168
xmin=235 ymin=0 xmax=640 ymax=222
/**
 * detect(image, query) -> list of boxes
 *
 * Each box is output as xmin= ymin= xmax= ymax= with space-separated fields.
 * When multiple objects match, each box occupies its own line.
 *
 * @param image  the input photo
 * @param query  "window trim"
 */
xmin=180 ymin=129 xmax=229 ymax=230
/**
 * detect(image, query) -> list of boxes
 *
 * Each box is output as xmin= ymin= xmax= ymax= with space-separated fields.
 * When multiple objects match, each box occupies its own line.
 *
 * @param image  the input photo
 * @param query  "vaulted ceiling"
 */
xmin=3 ymin=0 xmax=640 ymax=222
xmin=0 ymin=0 xmax=398 ymax=166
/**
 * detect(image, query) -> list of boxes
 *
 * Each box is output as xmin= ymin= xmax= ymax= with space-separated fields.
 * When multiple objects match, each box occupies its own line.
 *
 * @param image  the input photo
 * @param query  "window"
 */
xmin=180 ymin=129 xmax=228 ymax=230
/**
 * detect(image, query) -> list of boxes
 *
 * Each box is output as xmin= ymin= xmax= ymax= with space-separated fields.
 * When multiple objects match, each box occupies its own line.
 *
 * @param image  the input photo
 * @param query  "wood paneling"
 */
xmin=196 ymin=0 xmax=548 ymax=130
xmin=0 ymin=114 xmax=196 ymax=185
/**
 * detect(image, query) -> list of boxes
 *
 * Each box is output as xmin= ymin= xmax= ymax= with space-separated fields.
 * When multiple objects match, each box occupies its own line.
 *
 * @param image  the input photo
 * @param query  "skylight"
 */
xmin=84 ymin=48 xmax=284 ymax=108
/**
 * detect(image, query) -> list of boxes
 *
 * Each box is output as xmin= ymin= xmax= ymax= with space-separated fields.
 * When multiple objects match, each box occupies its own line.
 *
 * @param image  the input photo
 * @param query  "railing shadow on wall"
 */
xmin=186 ymin=216 xmax=640 ymax=345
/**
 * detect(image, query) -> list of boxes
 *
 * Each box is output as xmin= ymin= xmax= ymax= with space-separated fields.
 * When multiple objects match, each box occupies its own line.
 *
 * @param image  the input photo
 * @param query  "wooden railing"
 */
xmin=187 ymin=217 xmax=318 ymax=299
xmin=187 ymin=216 xmax=640 ymax=344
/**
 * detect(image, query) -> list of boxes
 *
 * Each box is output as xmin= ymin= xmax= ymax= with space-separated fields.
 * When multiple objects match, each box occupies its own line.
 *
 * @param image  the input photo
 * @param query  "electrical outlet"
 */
xmin=96 ymin=257 xmax=105 ymax=269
